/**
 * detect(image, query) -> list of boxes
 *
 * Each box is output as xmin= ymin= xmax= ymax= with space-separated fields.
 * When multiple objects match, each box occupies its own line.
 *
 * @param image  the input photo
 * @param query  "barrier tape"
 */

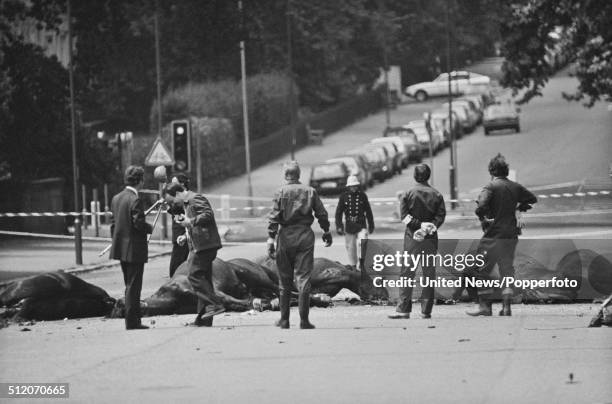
xmin=0 ymin=190 xmax=609 ymax=218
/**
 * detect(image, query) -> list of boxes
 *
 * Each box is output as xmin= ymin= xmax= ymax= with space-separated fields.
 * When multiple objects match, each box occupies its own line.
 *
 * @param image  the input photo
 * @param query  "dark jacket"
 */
xmin=475 ymin=177 xmax=537 ymax=239
xmin=110 ymin=187 xmax=153 ymax=263
xmin=268 ymin=180 xmax=330 ymax=239
xmin=400 ymin=182 xmax=446 ymax=239
xmin=184 ymin=192 xmax=222 ymax=252
xmin=335 ymin=190 xmax=374 ymax=234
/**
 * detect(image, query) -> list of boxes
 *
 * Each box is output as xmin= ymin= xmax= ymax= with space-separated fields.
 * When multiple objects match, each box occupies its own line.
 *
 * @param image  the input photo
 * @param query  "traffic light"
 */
xmin=171 ymin=120 xmax=191 ymax=171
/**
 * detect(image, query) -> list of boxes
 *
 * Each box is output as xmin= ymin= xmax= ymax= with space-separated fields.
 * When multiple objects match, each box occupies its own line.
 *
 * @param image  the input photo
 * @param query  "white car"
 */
xmin=404 ymin=71 xmax=491 ymax=102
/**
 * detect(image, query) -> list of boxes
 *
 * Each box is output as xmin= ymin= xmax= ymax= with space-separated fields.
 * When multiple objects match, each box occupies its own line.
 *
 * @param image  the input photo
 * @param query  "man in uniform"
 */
xmin=165 ymin=182 xmax=225 ymax=326
xmin=389 ymin=164 xmax=446 ymax=319
xmin=335 ymin=175 xmax=374 ymax=271
xmin=467 ymin=154 xmax=537 ymax=316
xmin=110 ymin=166 xmax=153 ymax=330
xmin=267 ymin=161 xmax=332 ymax=329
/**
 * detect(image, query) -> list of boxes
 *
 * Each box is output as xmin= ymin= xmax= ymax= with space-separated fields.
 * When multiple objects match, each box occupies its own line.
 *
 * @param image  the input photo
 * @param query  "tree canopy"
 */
xmin=501 ymin=0 xmax=612 ymax=106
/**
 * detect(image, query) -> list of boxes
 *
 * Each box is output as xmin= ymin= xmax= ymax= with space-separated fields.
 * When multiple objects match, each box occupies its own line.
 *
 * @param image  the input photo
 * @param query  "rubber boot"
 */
xmin=499 ymin=294 xmax=512 ymax=316
xmin=466 ymin=296 xmax=493 ymax=316
xmin=275 ymin=291 xmax=291 ymax=329
xmin=298 ymin=293 xmax=315 ymax=329
xmin=421 ymin=299 xmax=434 ymax=319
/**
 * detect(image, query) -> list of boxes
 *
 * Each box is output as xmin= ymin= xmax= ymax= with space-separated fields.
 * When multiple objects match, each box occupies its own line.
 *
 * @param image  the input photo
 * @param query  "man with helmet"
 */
xmin=466 ymin=154 xmax=537 ymax=317
xmin=335 ymin=175 xmax=375 ymax=271
xmin=389 ymin=163 xmax=446 ymax=319
xmin=267 ymin=161 xmax=332 ymax=329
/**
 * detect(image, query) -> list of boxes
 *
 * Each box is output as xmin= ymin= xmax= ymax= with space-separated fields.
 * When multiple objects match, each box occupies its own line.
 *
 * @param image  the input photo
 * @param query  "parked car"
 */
xmin=326 ymin=155 xmax=371 ymax=189
xmin=404 ymin=71 xmax=491 ymax=102
xmin=483 ymin=103 xmax=521 ymax=135
xmin=371 ymin=136 xmax=410 ymax=168
xmin=441 ymin=103 xmax=477 ymax=134
xmin=403 ymin=120 xmax=442 ymax=156
xmin=368 ymin=140 xmax=402 ymax=175
xmin=360 ymin=143 xmax=395 ymax=179
xmin=383 ymin=127 xmax=421 ymax=162
xmin=309 ymin=161 xmax=350 ymax=195
xmin=455 ymin=98 xmax=483 ymax=124
xmin=350 ymin=146 xmax=389 ymax=182
xmin=429 ymin=109 xmax=464 ymax=143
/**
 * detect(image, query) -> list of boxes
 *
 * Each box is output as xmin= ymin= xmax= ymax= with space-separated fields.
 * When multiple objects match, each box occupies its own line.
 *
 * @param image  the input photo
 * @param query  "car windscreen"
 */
xmin=485 ymin=106 xmax=514 ymax=118
xmin=311 ymin=164 xmax=345 ymax=179
xmin=328 ymin=158 xmax=358 ymax=173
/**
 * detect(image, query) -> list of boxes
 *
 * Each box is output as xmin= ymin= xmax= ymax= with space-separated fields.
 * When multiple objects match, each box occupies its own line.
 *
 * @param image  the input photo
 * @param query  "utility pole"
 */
xmin=446 ymin=2 xmax=458 ymax=209
xmin=239 ymin=0 xmax=253 ymax=207
xmin=287 ymin=0 xmax=297 ymax=160
xmin=378 ymin=0 xmax=391 ymax=131
xmin=154 ymin=0 xmax=163 ymax=136
xmin=67 ymin=0 xmax=82 ymax=264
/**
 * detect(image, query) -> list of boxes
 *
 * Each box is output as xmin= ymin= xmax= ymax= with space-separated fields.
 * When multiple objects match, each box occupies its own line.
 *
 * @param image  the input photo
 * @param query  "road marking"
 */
xmin=524 ymin=229 xmax=612 ymax=239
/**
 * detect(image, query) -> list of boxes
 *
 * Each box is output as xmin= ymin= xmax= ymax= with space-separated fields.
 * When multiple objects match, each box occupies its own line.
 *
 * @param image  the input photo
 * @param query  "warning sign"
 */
xmin=145 ymin=137 xmax=174 ymax=166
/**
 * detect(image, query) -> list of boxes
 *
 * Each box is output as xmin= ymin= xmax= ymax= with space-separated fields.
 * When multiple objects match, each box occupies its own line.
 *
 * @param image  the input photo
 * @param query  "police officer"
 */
xmin=467 ymin=154 xmax=537 ymax=316
xmin=267 ymin=161 xmax=332 ymax=329
xmin=335 ymin=175 xmax=374 ymax=271
xmin=389 ymin=164 xmax=446 ymax=319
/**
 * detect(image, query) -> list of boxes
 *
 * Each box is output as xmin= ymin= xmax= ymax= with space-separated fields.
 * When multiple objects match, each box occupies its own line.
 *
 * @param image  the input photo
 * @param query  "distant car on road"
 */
xmin=429 ymin=109 xmax=463 ymax=143
xmin=441 ymin=103 xmax=477 ymax=134
xmin=309 ymin=161 xmax=350 ymax=195
xmin=371 ymin=136 xmax=410 ymax=168
xmin=383 ymin=127 xmax=422 ymax=163
xmin=483 ymin=104 xmax=521 ymax=135
xmin=404 ymin=71 xmax=491 ymax=102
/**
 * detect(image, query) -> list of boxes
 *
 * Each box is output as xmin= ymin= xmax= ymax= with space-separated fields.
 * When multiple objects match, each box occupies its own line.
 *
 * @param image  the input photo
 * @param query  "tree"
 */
xmin=501 ymin=0 xmax=612 ymax=106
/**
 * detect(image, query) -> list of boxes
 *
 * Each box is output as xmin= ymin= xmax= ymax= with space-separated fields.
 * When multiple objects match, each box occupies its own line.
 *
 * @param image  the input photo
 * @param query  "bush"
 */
xmin=150 ymin=71 xmax=296 ymax=144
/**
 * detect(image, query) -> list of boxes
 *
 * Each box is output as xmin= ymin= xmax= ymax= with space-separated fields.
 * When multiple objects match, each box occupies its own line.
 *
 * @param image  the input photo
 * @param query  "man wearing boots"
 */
xmin=165 ymin=182 xmax=226 ymax=326
xmin=467 ymin=154 xmax=537 ymax=317
xmin=335 ymin=175 xmax=375 ymax=271
xmin=389 ymin=164 xmax=446 ymax=319
xmin=267 ymin=161 xmax=332 ymax=329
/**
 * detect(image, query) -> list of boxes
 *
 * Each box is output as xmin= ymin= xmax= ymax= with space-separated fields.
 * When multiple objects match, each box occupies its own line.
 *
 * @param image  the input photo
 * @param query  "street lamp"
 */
xmin=446 ymin=3 xmax=458 ymax=209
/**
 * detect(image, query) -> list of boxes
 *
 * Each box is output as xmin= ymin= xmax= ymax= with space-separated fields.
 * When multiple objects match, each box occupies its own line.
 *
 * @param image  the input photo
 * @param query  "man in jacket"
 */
xmin=166 ymin=173 xmax=190 ymax=278
xmin=165 ymin=182 xmax=225 ymax=326
xmin=110 ymin=165 xmax=153 ymax=330
xmin=389 ymin=164 xmax=446 ymax=319
xmin=267 ymin=161 xmax=332 ymax=329
xmin=467 ymin=154 xmax=537 ymax=316
xmin=335 ymin=175 xmax=374 ymax=271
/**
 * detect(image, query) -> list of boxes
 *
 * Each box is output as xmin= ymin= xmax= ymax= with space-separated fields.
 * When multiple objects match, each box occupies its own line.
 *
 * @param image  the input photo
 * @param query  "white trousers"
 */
xmin=344 ymin=229 xmax=368 ymax=267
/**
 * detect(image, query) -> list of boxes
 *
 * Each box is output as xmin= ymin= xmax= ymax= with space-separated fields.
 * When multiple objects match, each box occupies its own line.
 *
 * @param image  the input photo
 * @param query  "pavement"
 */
xmin=1 ymin=59 xmax=612 ymax=403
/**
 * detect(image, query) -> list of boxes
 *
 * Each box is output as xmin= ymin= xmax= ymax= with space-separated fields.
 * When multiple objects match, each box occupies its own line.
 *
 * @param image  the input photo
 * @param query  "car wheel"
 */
xmin=415 ymin=90 xmax=428 ymax=102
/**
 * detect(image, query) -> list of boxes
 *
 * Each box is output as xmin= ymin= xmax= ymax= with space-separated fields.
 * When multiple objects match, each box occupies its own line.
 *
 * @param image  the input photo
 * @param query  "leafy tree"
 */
xmin=501 ymin=0 xmax=612 ymax=106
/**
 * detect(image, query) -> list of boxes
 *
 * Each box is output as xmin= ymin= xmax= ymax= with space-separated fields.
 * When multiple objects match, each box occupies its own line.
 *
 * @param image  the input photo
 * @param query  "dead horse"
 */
xmin=0 ymin=271 xmax=115 ymax=320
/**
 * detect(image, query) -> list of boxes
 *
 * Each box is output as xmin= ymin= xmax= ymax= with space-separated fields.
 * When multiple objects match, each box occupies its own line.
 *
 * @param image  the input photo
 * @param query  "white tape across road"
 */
xmin=0 ymin=190 xmax=609 ymax=218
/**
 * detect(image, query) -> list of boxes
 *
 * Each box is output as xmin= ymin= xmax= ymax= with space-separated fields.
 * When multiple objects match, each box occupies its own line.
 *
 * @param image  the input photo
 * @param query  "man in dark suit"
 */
xmin=165 ymin=182 xmax=225 ymax=327
xmin=166 ymin=173 xmax=190 ymax=278
xmin=467 ymin=154 xmax=537 ymax=316
xmin=389 ymin=164 xmax=446 ymax=319
xmin=110 ymin=166 xmax=153 ymax=330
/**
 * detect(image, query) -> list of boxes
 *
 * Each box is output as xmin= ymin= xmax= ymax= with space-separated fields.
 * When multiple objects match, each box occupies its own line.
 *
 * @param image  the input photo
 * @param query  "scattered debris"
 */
xmin=458 ymin=338 xmax=470 ymax=342
xmin=76 ymin=326 xmax=82 ymax=330
xmin=428 ymin=325 xmax=436 ymax=329
xmin=20 ymin=327 xmax=31 ymax=332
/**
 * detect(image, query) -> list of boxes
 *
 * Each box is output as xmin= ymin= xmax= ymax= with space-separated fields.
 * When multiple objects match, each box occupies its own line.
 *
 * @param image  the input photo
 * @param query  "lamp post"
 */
xmin=287 ymin=0 xmax=297 ymax=160
xmin=67 ymin=0 xmax=82 ymax=264
xmin=446 ymin=3 xmax=458 ymax=209
xmin=239 ymin=0 xmax=254 ymax=208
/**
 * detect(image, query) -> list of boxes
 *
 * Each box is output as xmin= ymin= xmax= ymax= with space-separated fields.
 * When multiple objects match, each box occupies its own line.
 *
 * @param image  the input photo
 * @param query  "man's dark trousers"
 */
xmin=120 ymin=262 xmax=144 ymax=328
xmin=189 ymin=248 xmax=222 ymax=325
xmin=396 ymin=234 xmax=438 ymax=315
xmin=169 ymin=242 xmax=189 ymax=278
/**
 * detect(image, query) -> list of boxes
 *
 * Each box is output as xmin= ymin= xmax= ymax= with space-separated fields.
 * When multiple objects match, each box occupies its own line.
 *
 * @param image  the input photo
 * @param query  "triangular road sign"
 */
xmin=145 ymin=137 xmax=174 ymax=166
